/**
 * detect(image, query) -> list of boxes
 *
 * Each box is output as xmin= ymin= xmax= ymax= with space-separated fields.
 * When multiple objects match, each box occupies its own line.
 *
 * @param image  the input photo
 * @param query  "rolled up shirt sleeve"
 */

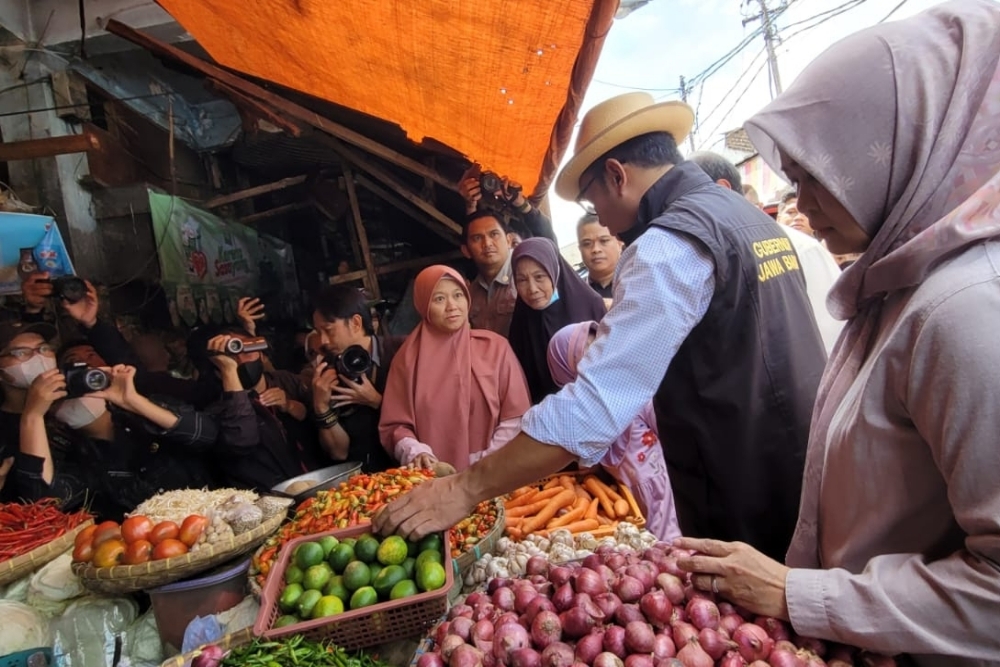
xmin=521 ymin=227 xmax=714 ymax=466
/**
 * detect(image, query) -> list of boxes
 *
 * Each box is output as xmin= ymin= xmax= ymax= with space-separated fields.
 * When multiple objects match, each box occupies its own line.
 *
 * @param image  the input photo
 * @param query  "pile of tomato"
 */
xmin=72 ymin=514 xmax=209 ymax=568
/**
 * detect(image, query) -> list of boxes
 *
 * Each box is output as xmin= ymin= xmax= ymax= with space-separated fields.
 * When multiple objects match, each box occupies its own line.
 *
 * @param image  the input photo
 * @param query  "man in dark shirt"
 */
xmin=207 ymin=327 xmax=320 ymax=490
xmin=310 ymin=286 xmax=402 ymax=472
xmin=576 ymin=213 xmax=623 ymax=302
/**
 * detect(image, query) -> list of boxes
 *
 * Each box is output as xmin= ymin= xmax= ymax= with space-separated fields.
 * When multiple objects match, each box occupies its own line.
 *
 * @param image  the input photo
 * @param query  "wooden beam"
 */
xmin=238 ymin=201 xmax=311 ymax=225
xmin=317 ymin=134 xmax=462 ymax=236
xmin=0 ymin=131 xmax=100 ymax=161
xmin=104 ymin=19 xmax=458 ymax=193
xmin=207 ymin=174 xmax=309 ymax=208
xmin=354 ymin=173 xmax=460 ymax=246
xmin=328 ymin=269 xmax=369 ymax=285
xmin=376 ymin=250 xmax=464 ymax=275
xmin=343 ymin=167 xmax=381 ymax=299
xmin=205 ymin=79 xmax=303 ymax=137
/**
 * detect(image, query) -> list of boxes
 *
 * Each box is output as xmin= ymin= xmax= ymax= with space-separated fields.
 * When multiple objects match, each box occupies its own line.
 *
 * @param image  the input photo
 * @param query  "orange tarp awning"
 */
xmin=156 ymin=0 xmax=617 ymax=195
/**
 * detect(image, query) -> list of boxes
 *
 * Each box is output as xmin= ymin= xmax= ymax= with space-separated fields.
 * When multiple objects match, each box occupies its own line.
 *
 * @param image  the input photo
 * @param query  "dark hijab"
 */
xmin=508 ymin=238 xmax=606 ymax=403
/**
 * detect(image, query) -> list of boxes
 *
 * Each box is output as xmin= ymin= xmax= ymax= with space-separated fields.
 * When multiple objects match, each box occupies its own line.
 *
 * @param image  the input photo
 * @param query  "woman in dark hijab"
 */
xmin=508 ymin=237 xmax=606 ymax=403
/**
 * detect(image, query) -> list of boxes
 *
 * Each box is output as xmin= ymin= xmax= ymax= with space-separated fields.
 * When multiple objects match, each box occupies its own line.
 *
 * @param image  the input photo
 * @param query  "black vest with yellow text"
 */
xmin=626 ymin=163 xmax=825 ymax=560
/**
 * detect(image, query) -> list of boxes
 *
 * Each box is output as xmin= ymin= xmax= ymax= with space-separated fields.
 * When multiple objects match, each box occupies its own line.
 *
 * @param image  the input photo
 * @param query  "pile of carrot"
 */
xmin=503 ymin=474 xmax=637 ymax=540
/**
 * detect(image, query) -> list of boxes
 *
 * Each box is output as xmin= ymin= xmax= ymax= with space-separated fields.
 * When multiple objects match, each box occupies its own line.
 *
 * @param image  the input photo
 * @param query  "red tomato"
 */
xmin=121 ymin=516 xmax=154 ymax=544
xmin=72 ymin=539 xmax=94 ymax=563
xmin=92 ymin=538 xmax=126 ymax=568
xmin=149 ymin=521 xmax=180 ymax=545
xmin=178 ymin=515 xmax=209 ymax=547
xmin=74 ymin=524 xmax=97 ymax=549
xmin=122 ymin=539 xmax=153 ymax=565
xmin=151 ymin=538 xmax=188 ymax=560
xmin=92 ymin=521 xmax=122 ymax=547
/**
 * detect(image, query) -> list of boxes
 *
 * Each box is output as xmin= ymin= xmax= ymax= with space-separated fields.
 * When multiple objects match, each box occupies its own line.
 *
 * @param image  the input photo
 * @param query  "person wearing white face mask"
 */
xmin=0 ymin=321 xmax=60 ymax=502
xmin=16 ymin=340 xmax=218 ymax=520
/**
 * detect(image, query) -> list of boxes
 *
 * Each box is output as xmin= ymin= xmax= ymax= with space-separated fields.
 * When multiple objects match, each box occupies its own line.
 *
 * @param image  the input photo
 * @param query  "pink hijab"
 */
xmin=744 ymin=0 xmax=1000 ymax=565
xmin=379 ymin=265 xmax=530 ymax=471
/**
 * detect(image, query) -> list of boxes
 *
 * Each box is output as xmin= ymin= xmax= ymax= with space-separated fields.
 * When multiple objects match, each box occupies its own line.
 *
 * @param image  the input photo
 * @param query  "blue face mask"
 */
xmin=549 ymin=289 xmax=560 ymax=306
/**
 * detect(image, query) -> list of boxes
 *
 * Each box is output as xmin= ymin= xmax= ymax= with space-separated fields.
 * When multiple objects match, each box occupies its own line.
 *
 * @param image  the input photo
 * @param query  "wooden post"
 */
xmin=0 ymin=131 xmax=99 ymax=161
xmin=354 ymin=173 xmax=460 ymax=245
xmin=343 ymin=168 xmax=381 ymax=300
xmin=206 ymin=174 xmax=308 ymax=208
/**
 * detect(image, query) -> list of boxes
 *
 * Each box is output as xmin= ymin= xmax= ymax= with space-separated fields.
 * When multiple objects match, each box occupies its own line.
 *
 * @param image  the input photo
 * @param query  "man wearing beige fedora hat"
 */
xmin=375 ymin=92 xmax=826 ymax=561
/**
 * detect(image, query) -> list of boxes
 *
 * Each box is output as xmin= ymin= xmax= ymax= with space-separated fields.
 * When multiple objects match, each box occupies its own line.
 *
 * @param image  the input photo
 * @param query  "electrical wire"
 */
xmin=695 ymin=58 xmax=769 ymax=152
xmin=0 ymin=91 xmax=175 ymax=118
xmin=878 ymin=0 xmax=910 ymax=22
xmin=591 ymin=79 xmax=682 ymax=93
xmin=692 ymin=47 xmax=767 ymax=131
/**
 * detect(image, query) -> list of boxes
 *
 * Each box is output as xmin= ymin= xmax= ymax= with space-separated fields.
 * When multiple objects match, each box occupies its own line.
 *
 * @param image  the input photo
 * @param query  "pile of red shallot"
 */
xmin=416 ymin=544 xmax=896 ymax=667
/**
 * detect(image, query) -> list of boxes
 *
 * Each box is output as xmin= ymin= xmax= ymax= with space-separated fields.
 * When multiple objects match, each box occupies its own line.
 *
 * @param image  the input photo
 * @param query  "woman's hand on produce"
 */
xmin=25 ymin=369 xmax=67 ymax=416
xmin=374 ymin=474 xmax=475 ymax=540
xmin=410 ymin=453 xmax=437 ymax=470
xmin=674 ymin=536 xmax=791 ymax=621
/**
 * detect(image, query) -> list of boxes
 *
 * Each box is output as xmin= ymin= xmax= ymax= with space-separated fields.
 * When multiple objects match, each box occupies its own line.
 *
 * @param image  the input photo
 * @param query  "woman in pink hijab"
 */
xmin=675 ymin=1 xmax=1000 ymax=663
xmin=379 ymin=265 xmax=531 ymax=472
xmin=547 ymin=321 xmax=680 ymax=542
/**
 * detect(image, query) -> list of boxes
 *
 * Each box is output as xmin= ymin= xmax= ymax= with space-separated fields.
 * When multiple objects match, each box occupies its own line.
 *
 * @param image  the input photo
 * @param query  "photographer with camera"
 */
xmin=29 ymin=274 xmax=218 ymax=409
xmin=12 ymin=339 xmax=216 ymax=519
xmin=207 ymin=327 xmax=320 ymax=490
xmin=458 ymin=165 xmax=558 ymax=244
xmin=311 ymin=285 xmax=402 ymax=473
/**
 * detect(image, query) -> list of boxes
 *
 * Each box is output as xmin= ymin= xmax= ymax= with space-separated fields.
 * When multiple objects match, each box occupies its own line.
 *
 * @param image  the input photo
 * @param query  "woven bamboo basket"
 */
xmin=72 ymin=512 xmax=283 ymax=594
xmin=449 ymin=498 xmax=505 ymax=601
xmin=0 ymin=519 xmax=94 ymax=586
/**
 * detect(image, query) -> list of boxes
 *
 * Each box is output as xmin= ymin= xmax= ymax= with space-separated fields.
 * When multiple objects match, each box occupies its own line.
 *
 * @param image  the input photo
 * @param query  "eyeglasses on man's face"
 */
xmin=3 ymin=344 xmax=56 ymax=361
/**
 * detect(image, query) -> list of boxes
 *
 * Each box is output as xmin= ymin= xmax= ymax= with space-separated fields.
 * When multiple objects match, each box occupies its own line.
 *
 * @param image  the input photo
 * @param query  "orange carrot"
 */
xmin=543 ymin=478 xmax=561 ymax=490
xmin=511 ymin=487 xmax=533 ymax=498
xmin=614 ymin=498 xmax=630 ymax=518
xmin=521 ymin=489 xmax=576 ymax=534
xmin=585 ymin=498 xmax=599 ymax=520
xmin=505 ymin=487 xmax=560 ymax=509
xmin=572 ymin=497 xmax=588 ymax=511
xmin=507 ymin=500 xmax=554 ymax=517
xmin=597 ymin=478 xmax=625 ymax=504
xmin=548 ymin=505 xmax=586 ymax=529
xmin=574 ymin=485 xmax=592 ymax=502
xmin=596 ymin=515 xmax=612 ymax=526
xmin=559 ymin=476 xmax=575 ymax=491
xmin=583 ymin=477 xmax=616 ymax=518
xmin=506 ymin=526 xmax=523 ymax=540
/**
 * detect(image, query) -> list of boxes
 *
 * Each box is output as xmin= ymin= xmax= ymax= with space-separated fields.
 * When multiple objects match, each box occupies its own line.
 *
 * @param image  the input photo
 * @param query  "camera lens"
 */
xmin=226 ymin=338 xmax=244 ymax=354
xmin=340 ymin=347 xmax=370 ymax=375
xmin=83 ymin=369 xmax=110 ymax=392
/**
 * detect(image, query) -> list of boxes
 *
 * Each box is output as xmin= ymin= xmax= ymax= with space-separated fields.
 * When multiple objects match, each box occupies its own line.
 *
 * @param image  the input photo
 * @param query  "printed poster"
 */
xmin=0 ymin=212 xmax=76 ymax=295
xmin=149 ymin=190 xmax=260 ymax=328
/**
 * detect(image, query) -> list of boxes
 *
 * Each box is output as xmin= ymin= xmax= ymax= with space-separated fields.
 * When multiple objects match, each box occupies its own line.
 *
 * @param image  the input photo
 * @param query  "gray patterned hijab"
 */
xmin=745 ymin=0 xmax=1000 ymax=567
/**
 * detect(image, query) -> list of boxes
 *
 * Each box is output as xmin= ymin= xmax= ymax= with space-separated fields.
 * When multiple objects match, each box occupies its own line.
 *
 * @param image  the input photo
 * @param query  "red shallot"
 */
xmin=615 ymin=604 xmax=645 ymax=625
xmin=541 ymin=642 xmax=575 ymax=667
xmin=553 ymin=583 xmax=575 ymax=611
xmin=676 ymin=641 xmax=713 ymax=667
xmin=698 ymin=627 xmax=736 ymax=660
xmin=733 ymin=624 xmax=774 ymax=662
xmin=531 ymin=610 xmax=563 ymax=649
xmin=549 ymin=566 xmax=575 ymax=587
xmin=493 ymin=623 xmax=531 ymax=662
xmin=450 ymin=617 xmax=474 ymax=641
xmin=441 ymin=635 xmax=466 ymax=661
xmin=720 ymin=651 xmax=748 ymax=667
xmin=624 ymin=621 xmax=656 ymax=654
xmin=510 ymin=649 xmax=542 ymax=667
xmin=525 ymin=596 xmax=557 ymax=625
xmin=626 ymin=656 xmax=656 ymax=667
xmin=574 ymin=568 xmax=608 ymax=597
xmin=594 ymin=592 xmax=623 ymax=619
xmin=604 ymin=625 xmax=627 ymax=658
xmin=686 ymin=598 xmax=720 ymax=631
xmin=574 ymin=632 xmax=606 ymax=665
xmin=526 ymin=556 xmax=550 ymax=577
xmin=671 ymin=622 xmax=699 ymax=649
xmin=418 ymin=653 xmax=446 ymax=667
xmin=449 ymin=645 xmax=484 ymax=667
xmin=594 ymin=653 xmax=626 ymax=667
xmin=560 ymin=607 xmax=596 ymax=639
xmin=765 ymin=646 xmax=804 ymax=667
xmin=471 ymin=620 xmax=494 ymax=653
xmin=653 ymin=634 xmax=677 ymax=660
xmin=755 ymin=617 xmax=791 ymax=642
xmin=615 ymin=576 xmax=646 ymax=604
xmin=640 ymin=591 xmax=674 ymax=629
xmin=656 ymin=573 xmax=687 ymax=605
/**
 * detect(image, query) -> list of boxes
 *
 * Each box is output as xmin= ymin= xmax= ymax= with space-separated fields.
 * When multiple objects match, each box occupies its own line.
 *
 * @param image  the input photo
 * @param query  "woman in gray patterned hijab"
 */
xmin=671 ymin=1 xmax=1000 ymax=664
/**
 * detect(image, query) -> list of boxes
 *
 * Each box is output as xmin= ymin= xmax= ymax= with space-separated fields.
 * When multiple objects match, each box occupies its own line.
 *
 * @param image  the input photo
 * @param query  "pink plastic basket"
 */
xmin=253 ymin=523 xmax=453 ymax=650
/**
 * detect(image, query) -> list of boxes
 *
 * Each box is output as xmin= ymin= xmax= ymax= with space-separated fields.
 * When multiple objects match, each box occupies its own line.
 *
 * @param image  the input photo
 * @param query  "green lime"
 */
xmin=376 ymin=536 xmax=409 ymax=566
xmin=296 ymin=588 xmax=323 ymax=618
xmin=415 ymin=549 xmax=443 ymax=570
xmin=372 ymin=564 xmax=407 ymax=599
xmin=295 ymin=542 xmax=325 ymax=570
xmin=416 ymin=561 xmax=446 ymax=592
xmin=341 ymin=537 xmax=357 ymax=548
xmin=274 ymin=614 xmax=300 ymax=628
xmin=278 ymin=583 xmax=303 ymax=613
xmin=318 ymin=535 xmax=339 ymax=557
xmin=323 ymin=575 xmax=350 ymax=602
xmin=342 ymin=560 xmax=371 ymax=591
xmin=401 ymin=557 xmax=416 ymax=579
xmin=390 ymin=579 xmax=418 ymax=600
xmin=368 ymin=562 xmax=383 ymax=582
xmin=349 ymin=585 xmax=378 ymax=610
xmin=284 ymin=565 xmax=304 ymax=585
xmin=354 ymin=536 xmax=380 ymax=564
xmin=312 ymin=594 xmax=345 ymax=618
xmin=406 ymin=539 xmax=420 ymax=558
xmin=328 ymin=543 xmax=355 ymax=574
xmin=418 ymin=534 xmax=442 ymax=555
xmin=303 ymin=563 xmax=333 ymax=591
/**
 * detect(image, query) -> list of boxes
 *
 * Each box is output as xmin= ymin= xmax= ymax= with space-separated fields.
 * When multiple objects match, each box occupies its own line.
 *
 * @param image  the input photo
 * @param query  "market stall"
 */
xmin=0 ymin=468 xmax=897 ymax=667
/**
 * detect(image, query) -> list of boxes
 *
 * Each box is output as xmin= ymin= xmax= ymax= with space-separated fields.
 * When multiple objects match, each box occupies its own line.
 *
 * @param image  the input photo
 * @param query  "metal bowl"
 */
xmin=271 ymin=462 xmax=363 ymax=504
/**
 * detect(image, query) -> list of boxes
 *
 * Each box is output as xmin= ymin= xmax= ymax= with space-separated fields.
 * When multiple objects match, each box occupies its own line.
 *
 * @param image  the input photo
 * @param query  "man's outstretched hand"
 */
xmin=373 ymin=474 xmax=475 ymax=540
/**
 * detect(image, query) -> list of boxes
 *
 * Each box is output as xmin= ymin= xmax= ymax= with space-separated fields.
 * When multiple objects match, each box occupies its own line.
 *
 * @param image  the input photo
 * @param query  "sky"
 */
xmin=545 ymin=0 xmax=951 ymax=246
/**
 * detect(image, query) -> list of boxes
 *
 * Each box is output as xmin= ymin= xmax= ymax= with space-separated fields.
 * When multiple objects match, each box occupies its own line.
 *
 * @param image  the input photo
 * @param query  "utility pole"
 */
xmin=743 ymin=0 xmax=783 ymax=98
xmin=679 ymin=75 xmax=695 ymax=151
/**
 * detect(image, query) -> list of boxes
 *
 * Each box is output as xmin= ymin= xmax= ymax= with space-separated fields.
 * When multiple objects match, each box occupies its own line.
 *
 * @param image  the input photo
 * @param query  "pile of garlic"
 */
xmin=461 ymin=523 xmax=657 ymax=589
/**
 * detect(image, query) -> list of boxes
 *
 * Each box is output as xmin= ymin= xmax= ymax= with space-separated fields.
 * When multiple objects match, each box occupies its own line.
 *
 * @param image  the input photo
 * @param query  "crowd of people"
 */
xmin=0 ymin=1 xmax=996 ymax=662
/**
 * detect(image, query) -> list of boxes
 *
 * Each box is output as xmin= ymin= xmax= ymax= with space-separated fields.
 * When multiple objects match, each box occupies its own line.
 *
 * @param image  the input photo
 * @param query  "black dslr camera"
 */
xmin=478 ymin=171 xmax=522 ymax=212
xmin=324 ymin=344 xmax=372 ymax=383
xmin=44 ymin=276 xmax=88 ymax=304
xmin=63 ymin=362 xmax=110 ymax=397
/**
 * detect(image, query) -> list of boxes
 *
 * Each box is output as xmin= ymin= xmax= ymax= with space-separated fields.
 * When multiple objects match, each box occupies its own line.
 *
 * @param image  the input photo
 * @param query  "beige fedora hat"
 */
xmin=554 ymin=92 xmax=695 ymax=201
